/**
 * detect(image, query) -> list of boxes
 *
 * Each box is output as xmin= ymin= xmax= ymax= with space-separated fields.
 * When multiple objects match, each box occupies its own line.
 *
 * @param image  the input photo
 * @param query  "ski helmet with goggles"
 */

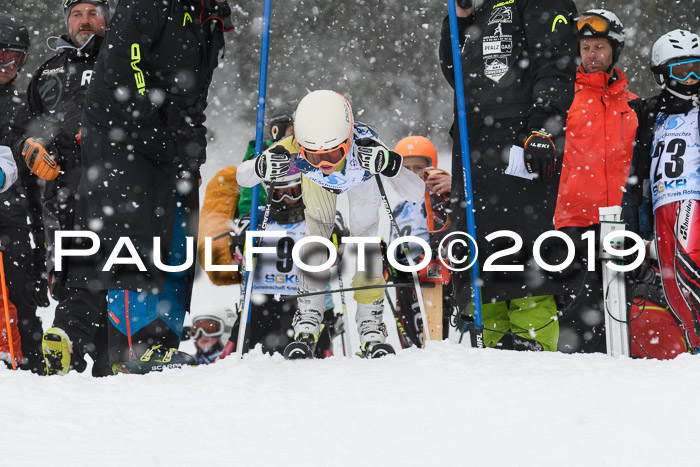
xmin=269 ymin=101 xmax=297 ymax=143
xmin=576 ymin=9 xmax=625 ymax=69
xmin=651 ymin=29 xmax=700 ymax=100
xmin=191 ymin=305 xmax=237 ymax=350
xmin=263 ymin=164 xmax=305 ymax=224
xmin=295 ymin=90 xmax=354 ymax=171
xmin=0 ymin=13 xmax=29 ymax=69
xmin=394 ymin=136 xmax=438 ymax=168
xmin=62 ymin=0 xmax=111 ymax=25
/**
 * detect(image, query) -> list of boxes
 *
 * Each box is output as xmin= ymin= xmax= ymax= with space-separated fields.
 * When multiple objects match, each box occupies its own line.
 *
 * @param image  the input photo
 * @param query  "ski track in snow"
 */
xmin=2 ymin=342 xmax=699 ymax=466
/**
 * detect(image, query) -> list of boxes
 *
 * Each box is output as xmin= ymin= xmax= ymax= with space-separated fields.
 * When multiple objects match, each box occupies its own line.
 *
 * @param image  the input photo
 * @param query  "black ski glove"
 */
xmin=254 ymin=145 xmax=292 ymax=181
xmin=31 ymin=275 xmax=50 ymax=308
xmin=356 ymin=138 xmax=402 ymax=177
xmin=523 ymin=130 xmax=556 ymax=180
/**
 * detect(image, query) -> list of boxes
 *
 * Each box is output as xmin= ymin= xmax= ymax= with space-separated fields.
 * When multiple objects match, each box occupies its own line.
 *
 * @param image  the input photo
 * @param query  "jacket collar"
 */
xmin=46 ymin=33 xmax=103 ymax=59
xmin=576 ymin=65 xmax=629 ymax=94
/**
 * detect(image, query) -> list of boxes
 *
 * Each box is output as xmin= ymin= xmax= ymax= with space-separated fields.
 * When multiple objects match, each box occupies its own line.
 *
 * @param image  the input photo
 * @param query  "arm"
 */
xmin=521 ymin=0 xmax=578 ymax=134
xmin=0 ymin=146 xmax=18 ymax=192
xmin=438 ymin=4 xmax=473 ymax=89
xmin=385 ymin=167 xmax=425 ymax=204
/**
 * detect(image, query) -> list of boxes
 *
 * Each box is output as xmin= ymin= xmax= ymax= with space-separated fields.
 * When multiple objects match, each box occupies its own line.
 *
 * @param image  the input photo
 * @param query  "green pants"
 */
xmin=468 ymin=295 xmax=559 ymax=351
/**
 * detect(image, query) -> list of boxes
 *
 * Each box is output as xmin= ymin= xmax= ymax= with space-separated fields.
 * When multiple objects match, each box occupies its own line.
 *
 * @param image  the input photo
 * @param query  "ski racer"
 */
xmin=623 ymin=29 xmax=700 ymax=355
xmin=553 ymin=9 xmax=639 ymax=353
xmin=8 ymin=1 xmax=110 ymax=375
xmin=200 ymin=162 xmax=346 ymax=356
xmin=439 ymin=0 xmax=578 ymax=351
xmin=237 ymin=90 xmax=425 ymax=359
xmin=387 ymin=136 xmax=454 ymax=347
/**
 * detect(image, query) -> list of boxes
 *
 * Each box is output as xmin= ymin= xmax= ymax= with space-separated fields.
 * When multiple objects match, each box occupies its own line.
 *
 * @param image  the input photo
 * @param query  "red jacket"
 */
xmin=555 ymin=66 xmax=638 ymax=229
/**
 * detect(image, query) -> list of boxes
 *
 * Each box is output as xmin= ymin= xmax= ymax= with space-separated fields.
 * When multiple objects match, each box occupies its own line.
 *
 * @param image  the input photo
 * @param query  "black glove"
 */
xmin=254 ymin=145 xmax=292 ymax=181
xmin=524 ymin=130 xmax=556 ymax=180
xmin=356 ymin=138 xmax=402 ymax=177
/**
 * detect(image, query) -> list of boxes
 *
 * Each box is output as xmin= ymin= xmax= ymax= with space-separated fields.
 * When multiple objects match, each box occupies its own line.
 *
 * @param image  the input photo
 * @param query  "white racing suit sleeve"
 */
xmin=383 ymin=167 xmax=425 ymax=203
xmin=235 ymin=159 xmax=262 ymax=188
xmin=0 ymin=145 xmax=18 ymax=193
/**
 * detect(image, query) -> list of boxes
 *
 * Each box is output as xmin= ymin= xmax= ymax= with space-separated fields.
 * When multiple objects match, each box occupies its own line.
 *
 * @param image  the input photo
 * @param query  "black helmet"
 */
xmin=0 ymin=13 xmax=30 ymax=52
xmin=576 ymin=9 xmax=625 ymax=68
xmin=268 ymin=101 xmax=297 ymax=143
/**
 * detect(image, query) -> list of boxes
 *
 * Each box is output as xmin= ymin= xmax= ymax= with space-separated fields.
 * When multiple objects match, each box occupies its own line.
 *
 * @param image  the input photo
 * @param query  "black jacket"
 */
xmin=0 ymin=80 xmax=44 ymax=274
xmin=439 ymin=0 xmax=578 ymax=138
xmin=67 ymin=0 xmax=230 ymax=292
xmin=10 ymin=34 xmax=103 ymax=252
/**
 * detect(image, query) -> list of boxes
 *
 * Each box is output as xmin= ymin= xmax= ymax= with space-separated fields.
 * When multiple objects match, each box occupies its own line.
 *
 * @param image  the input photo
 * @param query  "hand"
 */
xmin=424 ymin=169 xmax=452 ymax=196
xmin=31 ymin=277 xmax=50 ymax=308
xmin=356 ymin=138 xmax=402 ymax=177
xmin=22 ymin=138 xmax=61 ymax=180
xmin=524 ymin=130 xmax=556 ymax=180
xmin=254 ymin=145 xmax=292 ymax=181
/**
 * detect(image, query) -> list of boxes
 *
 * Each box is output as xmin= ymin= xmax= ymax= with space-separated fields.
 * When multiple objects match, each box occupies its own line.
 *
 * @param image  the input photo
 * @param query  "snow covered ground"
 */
xmin=3 ymin=339 xmax=699 ymax=466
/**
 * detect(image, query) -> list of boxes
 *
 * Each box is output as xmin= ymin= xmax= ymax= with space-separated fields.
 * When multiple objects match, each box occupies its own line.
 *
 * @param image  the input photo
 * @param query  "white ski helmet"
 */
xmin=191 ymin=304 xmax=237 ymax=349
xmin=651 ymin=29 xmax=700 ymax=99
xmin=576 ymin=9 xmax=625 ymax=67
xmin=294 ymin=90 xmax=354 ymax=152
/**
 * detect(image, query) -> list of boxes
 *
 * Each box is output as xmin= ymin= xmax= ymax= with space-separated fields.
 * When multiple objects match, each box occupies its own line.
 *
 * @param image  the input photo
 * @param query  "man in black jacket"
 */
xmin=11 ymin=1 xmax=110 ymax=376
xmin=60 ymin=0 xmax=233 ymax=374
xmin=0 ymin=12 xmax=48 ymax=373
xmin=439 ymin=0 xmax=577 ymax=350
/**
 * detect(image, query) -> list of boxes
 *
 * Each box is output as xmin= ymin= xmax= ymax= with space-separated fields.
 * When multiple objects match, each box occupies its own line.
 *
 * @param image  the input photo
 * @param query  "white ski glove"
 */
xmin=356 ymin=138 xmax=402 ymax=177
xmin=254 ymin=145 xmax=292 ymax=181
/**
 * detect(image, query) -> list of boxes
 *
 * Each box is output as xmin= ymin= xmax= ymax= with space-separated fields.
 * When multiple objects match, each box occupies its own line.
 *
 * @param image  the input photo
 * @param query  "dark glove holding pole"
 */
xmin=523 ymin=129 xmax=556 ymax=180
xmin=356 ymin=138 xmax=402 ymax=177
xmin=31 ymin=274 xmax=50 ymax=308
xmin=254 ymin=145 xmax=292 ymax=181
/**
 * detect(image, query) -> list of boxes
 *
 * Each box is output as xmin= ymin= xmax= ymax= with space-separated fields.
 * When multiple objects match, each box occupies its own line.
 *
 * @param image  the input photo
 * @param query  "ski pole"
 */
xmin=375 ymin=175 xmax=431 ymax=343
xmin=447 ymin=0 xmax=484 ymax=348
xmin=333 ymin=233 xmax=352 ymax=358
xmin=385 ymin=290 xmax=410 ymax=349
xmin=0 ymin=250 xmax=17 ymax=370
xmin=230 ymin=0 xmax=272 ymax=358
xmin=282 ymin=281 xmax=428 ymax=299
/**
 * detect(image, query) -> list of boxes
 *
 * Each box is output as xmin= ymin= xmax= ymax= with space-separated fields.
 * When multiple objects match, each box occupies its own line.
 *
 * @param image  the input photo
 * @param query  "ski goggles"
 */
xmin=299 ymin=138 xmax=352 ymax=170
xmin=270 ymin=181 xmax=302 ymax=203
xmin=0 ymin=49 xmax=27 ymax=68
xmin=576 ymin=14 xmax=611 ymax=35
xmin=191 ymin=317 xmax=224 ymax=339
xmin=667 ymin=58 xmax=700 ymax=82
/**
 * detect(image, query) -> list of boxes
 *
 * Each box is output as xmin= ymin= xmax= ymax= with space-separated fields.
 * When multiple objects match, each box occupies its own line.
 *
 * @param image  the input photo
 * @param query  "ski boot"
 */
xmin=42 ymin=327 xmax=72 ymax=375
xmin=112 ymin=345 xmax=197 ymax=375
xmin=283 ymin=332 xmax=318 ymax=360
xmin=358 ymin=340 xmax=396 ymax=359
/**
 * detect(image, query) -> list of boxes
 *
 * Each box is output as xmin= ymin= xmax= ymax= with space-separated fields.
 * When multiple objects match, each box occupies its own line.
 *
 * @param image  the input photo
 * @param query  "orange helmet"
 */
xmin=393 ymin=136 xmax=438 ymax=168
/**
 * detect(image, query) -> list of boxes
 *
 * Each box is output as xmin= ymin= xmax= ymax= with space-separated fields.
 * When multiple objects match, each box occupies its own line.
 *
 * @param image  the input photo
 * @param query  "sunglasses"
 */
xmin=299 ymin=138 xmax=351 ymax=170
xmin=0 ymin=49 xmax=27 ymax=68
xmin=191 ymin=317 xmax=224 ymax=340
xmin=667 ymin=58 xmax=700 ymax=83
xmin=271 ymin=182 xmax=302 ymax=203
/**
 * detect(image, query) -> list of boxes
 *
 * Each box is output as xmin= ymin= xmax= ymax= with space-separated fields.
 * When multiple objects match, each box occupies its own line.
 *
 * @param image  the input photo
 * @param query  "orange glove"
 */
xmin=22 ymin=138 xmax=61 ymax=180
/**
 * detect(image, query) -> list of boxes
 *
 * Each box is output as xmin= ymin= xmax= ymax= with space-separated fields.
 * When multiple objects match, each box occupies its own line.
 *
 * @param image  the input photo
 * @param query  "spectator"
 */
xmin=61 ymin=0 xmax=233 ymax=375
xmin=8 ymin=3 xmax=110 ymax=375
xmin=439 ymin=0 xmax=578 ymax=351
xmin=554 ymin=9 xmax=638 ymax=353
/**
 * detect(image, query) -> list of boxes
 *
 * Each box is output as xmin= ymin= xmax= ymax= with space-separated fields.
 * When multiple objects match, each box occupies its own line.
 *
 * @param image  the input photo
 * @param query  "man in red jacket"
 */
xmin=554 ymin=9 xmax=638 ymax=353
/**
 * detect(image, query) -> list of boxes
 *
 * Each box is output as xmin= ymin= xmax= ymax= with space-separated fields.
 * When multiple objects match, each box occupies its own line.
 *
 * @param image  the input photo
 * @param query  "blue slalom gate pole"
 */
xmin=446 ymin=1 xmax=483 ymax=348
xmin=236 ymin=0 xmax=273 ymax=357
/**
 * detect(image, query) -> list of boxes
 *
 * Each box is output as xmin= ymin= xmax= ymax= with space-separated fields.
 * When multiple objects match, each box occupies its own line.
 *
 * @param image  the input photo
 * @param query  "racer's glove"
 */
xmin=356 ymin=138 xmax=402 ymax=177
xmin=254 ymin=145 xmax=292 ymax=182
xmin=31 ymin=274 xmax=50 ymax=308
xmin=22 ymin=138 xmax=61 ymax=180
xmin=523 ymin=130 xmax=556 ymax=180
